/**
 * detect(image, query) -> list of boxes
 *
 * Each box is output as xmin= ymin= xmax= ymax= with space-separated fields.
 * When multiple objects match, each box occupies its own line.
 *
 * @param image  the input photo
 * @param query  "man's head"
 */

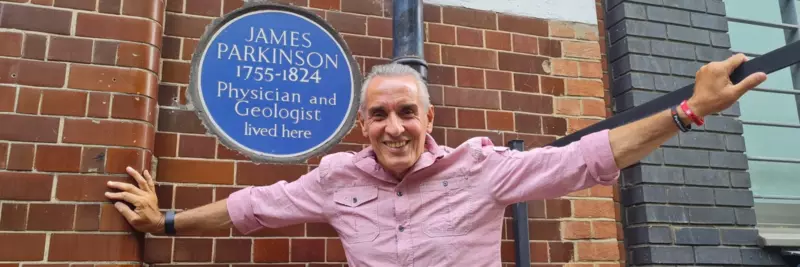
xmin=358 ymin=63 xmax=434 ymax=178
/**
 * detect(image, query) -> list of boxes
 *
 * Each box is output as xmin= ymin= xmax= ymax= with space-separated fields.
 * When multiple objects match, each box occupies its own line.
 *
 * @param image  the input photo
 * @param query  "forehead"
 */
xmin=364 ymin=75 xmax=420 ymax=106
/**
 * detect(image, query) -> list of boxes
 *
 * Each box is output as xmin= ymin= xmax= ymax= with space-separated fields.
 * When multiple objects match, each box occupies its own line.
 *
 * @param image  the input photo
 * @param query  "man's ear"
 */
xmin=426 ymin=106 xmax=435 ymax=133
xmin=358 ymin=111 xmax=368 ymax=137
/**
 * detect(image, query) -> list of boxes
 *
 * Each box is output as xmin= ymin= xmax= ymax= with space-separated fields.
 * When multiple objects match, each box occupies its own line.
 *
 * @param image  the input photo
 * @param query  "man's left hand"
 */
xmin=686 ymin=53 xmax=767 ymax=117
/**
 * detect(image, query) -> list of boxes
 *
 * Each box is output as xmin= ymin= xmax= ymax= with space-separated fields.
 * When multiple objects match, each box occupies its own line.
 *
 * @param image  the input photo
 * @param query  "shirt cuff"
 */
xmin=579 ymin=129 xmax=620 ymax=185
xmin=226 ymin=186 xmax=263 ymax=235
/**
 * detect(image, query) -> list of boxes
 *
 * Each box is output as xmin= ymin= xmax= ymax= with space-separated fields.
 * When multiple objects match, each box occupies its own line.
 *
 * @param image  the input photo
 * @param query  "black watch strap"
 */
xmin=671 ymin=105 xmax=691 ymax=132
xmin=165 ymin=210 xmax=176 ymax=235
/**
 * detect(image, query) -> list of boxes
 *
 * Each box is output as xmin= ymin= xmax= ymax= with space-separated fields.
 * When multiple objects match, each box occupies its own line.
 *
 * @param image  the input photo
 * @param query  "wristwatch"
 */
xmin=164 ymin=210 xmax=176 ymax=235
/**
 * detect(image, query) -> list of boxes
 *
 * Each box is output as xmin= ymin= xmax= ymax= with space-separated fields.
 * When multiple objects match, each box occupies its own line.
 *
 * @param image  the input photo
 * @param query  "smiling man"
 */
xmin=107 ymin=54 xmax=766 ymax=266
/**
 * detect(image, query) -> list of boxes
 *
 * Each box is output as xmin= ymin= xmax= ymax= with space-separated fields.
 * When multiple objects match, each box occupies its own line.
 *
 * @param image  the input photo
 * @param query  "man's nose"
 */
xmin=385 ymin=114 xmax=405 ymax=136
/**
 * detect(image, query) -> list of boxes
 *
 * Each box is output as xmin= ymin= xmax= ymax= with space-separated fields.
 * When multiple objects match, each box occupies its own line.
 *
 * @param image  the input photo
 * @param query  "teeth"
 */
xmin=385 ymin=141 xmax=407 ymax=148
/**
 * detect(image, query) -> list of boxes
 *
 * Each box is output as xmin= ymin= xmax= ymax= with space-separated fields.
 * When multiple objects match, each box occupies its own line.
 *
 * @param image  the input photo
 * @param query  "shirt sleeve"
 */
xmin=483 ymin=129 xmax=620 ymax=205
xmin=225 ymin=167 xmax=329 ymax=235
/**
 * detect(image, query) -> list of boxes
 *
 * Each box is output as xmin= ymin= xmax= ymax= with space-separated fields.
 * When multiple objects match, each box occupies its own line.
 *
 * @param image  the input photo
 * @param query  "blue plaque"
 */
xmin=188 ymin=2 xmax=362 ymax=163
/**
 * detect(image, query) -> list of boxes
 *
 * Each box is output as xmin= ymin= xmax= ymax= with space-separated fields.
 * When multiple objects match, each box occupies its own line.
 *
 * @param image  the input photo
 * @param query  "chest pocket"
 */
xmin=332 ymin=185 xmax=380 ymax=243
xmin=417 ymin=176 xmax=476 ymax=237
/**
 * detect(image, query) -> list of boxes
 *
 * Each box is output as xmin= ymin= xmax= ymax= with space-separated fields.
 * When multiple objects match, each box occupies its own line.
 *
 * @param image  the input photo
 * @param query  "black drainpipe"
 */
xmin=390 ymin=2 xmax=531 ymax=266
xmin=391 ymin=0 xmax=428 ymax=81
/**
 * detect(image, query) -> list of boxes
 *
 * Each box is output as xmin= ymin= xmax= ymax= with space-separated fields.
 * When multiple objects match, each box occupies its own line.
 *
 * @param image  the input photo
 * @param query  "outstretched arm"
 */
xmin=105 ymin=167 xmax=233 ymax=234
xmin=608 ymin=53 xmax=766 ymax=169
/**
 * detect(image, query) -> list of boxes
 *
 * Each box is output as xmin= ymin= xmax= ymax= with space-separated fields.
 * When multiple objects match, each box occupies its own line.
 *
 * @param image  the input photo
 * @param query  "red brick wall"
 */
xmin=0 ymin=0 xmax=622 ymax=266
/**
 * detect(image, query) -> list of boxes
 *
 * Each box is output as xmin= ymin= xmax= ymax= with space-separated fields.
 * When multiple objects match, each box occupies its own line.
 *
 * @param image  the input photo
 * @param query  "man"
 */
xmin=106 ymin=54 xmax=766 ymax=266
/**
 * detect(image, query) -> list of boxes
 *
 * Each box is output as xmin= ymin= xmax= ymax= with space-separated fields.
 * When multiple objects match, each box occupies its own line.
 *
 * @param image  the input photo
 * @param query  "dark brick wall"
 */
xmin=603 ymin=0 xmax=787 ymax=266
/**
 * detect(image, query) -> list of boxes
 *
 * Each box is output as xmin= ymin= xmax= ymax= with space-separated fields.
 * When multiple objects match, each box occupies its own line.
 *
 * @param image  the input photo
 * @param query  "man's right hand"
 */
xmin=105 ymin=166 xmax=164 ymax=234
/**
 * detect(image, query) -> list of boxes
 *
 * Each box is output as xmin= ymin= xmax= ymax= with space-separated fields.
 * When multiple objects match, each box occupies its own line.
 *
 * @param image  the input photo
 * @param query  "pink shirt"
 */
xmin=227 ymin=130 xmax=620 ymax=266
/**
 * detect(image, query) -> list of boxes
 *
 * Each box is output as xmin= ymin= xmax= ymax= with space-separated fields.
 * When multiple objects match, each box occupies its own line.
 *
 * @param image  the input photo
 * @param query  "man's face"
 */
xmin=359 ymin=74 xmax=434 ymax=178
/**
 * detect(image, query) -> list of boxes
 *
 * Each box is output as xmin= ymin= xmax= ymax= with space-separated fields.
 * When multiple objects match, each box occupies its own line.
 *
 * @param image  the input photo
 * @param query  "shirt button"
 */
xmin=396 ymin=191 xmax=403 ymax=196
xmin=398 ymin=225 xmax=405 ymax=232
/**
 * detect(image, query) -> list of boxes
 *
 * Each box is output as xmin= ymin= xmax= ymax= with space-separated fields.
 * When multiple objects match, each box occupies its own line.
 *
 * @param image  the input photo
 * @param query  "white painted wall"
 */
xmin=423 ymin=0 xmax=598 ymax=25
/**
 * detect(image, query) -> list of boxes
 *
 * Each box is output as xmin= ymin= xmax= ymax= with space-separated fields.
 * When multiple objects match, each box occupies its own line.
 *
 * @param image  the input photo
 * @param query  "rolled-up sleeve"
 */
xmin=226 ymin=168 xmax=328 ymax=235
xmin=485 ymin=129 xmax=620 ymax=205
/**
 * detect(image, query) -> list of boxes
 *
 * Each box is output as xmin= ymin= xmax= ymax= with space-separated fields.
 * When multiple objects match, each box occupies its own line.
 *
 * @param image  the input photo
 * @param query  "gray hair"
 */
xmin=359 ymin=63 xmax=430 ymax=113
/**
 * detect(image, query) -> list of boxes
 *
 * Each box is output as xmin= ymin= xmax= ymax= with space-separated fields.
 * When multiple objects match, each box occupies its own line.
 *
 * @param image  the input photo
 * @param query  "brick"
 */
xmin=541 ymin=76 xmax=565 ymax=96
xmin=678 ymin=131 xmax=724 ymax=150
xmin=177 ymin=134 xmax=215 ymax=159
xmin=158 ymin=108 xmax=208 ymax=134
xmin=542 ymin=116 xmax=566 ymax=135
xmin=696 ymin=46 xmax=732 ymax=62
xmin=118 ymin=42 xmax=159 ymax=72
xmin=457 ymin=27 xmax=483 ymax=47
xmin=54 ymin=0 xmax=96 ymax=10
xmin=457 ymin=109 xmax=485 ymax=129
xmin=631 ymin=246 xmax=695 ymax=265
xmin=442 ymin=46 xmax=497 ymax=69
xmin=144 ymin=238 xmax=172 ymax=263
xmin=514 ymin=113 xmax=541 ymax=134
xmin=529 ymin=220 xmax=560 ymax=240
xmin=433 ymin=107 xmax=455 ymax=127
xmin=87 ymin=92 xmax=111 ymax=118
xmin=486 ymin=111 xmax=513 ymax=131
xmin=579 ymin=61 xmax=603 ymax=79
xmin=157 ymin=158 xmax=234 ymax=184
xmin=455 ymin=68 xmax=483 ymax=88
xmin=76 ymin=13 xmax=160 ymax=46
xmin=511 ymin=34 xmax=537 ymax=55
xmin=555 ymin=99 xmax=580 ymax=116
xmin=735 ymin=208 xmax=757 ymax=225
xmin=0 ymin=32 xmax=23 ymax=57
xmin=0 ymin=203 xmax=27 ymax=230
xmin=155 ymin=184 xmax=174 ymax=209
xmin=624 ymin=226 xmax=671 ymax=245
xmin=0 ymin=4 xmax=72 ymax=34
xmin=0 ymin=233 xmax=46 ymax=261
xmin=513 ymin=73 xmax=538 ymax=93
xmin=40 ymin=89 xmax=88 ymax=116
xmin=695 ymin=247 xmax=742 ymax=265
xmin=710 ymin=31 xmax=731 ymax=48
xmin=185 ymin=0 xmax=220 ymax=16
xmin=606 ymin=2 xmax=646 ymax=26
xmin=22 ymin=34 xmax=47 ymax=60
xmin=93 ymin=40 xmax=118 ymax=65
xmin=670 ymin=59 xmax=704 ymax=77
xmin=627 ymin=205 xmax=688 ymax=224
xmin=98 ymin=203 xmax=132 ymax=231
xmin=650 ymin=39 xmax=694 ymax=60
xmin=551 ymin=59 xmax=579 ymax=77
xmin=665 ymin=0 xmax=706 ymax=11
xmin=646 ymin=6 xmax=690 ymax=25
xmin=608 ymin=37 xmax=649 ymax=63
xmin=98 ymin=0 xmax=121 ymax=14
xmin=485 ymin=31 xmax=511 ymax=51
xmin=705 ymin=115 xmax=743 ymax=133
xmin=576 ymin=242 xmax=619 ymax=261
xmin=164 ymin=13 xmax=212 ymax=38
xmin=721 ymin=228 xmax=758 ymax=245
xmin=223 ymin=0 xmax=242 ymax=13
xmin=567 ymin=79 xmax=605 ymax=99
xmin=68 ymin=64 xmax=157 ymax=97
xmin=310 ymin=0 xmax=339 ymax=10
xmin=237 ymin=162 xmax=307 ymax=186
xmin=0 ymin=85 xmax=13 ymax=112
xmin=325 ymin=12 xmax=365 ymax=35
xmin=674 ymin=227 xmax=720 ymax=245
xmin=741 ymin=248 xmax=786 ymax=265
xmin=161 ymin=37 xmax=181 ymax=60
xmin=27 ymin=204 xmax=75 ymax=231
xmin=485 ymin=70 xmax=512 ymax=90
xmin=161 ymin=60 xmax=190 ymax=83
xmin=714 ymin=188 xmax=754 ymax=206
xmin=424 ymin=43 xmax=441 ymax=64
xmin=215 ymin=239 xmax=252 ymax=263
xmin=62 ymin=119 xmax=152 ymax=149
xmin=687 ymin=207 xmax=735 ymax=225
xmin=563 ymin=41 xmax=600 ymax=59
xmin=174 ymin=238 xmax=213 ymax=262
xmin=121 ymin=0 xmax=163 ymax=22
xmin=573 ymin=199 xmax=614 ymax=219
xmin=427 ymin=24 xmax=455 ymax=44
xmin=730 ymin=171 xmax=751 ymax=188
xmin=31 ymin=0 xmax=54 ymax=5
xmin=549 ymin=21 xmax=576 ymax=38
xmin=341 ymin=0 xmax=380 ymax=16
xmin=34 ymin=145 xmax=81 ymax=172
xmin=49 ymin=234 xmax=139 ymax=261
xmin=442 ymin=6 xmax=496 ymax=30
xmin=111 ymin=94 xmax=156 ymax=123
xmin=654 ymin=74 xmax=693 ymax=92
xmin=16 ymin=87 xmax=40 ymax=114
xmin=498 ymin=14 xmax=546 ymax=36
xmin=567 ymin=118 xmax=599 ymax=134
xmin=7 ymin=144 xmax=34 ymax=171
xmin=253 ymin=239 xmax=290 ymax=262
xmin=609 ymin=20 xmax=666 ymax=43
xmin=663 ymin=148 xmax=709 ymax=167
xmin=563 ymin=221 xmax=591 ymax=239
xmin=548 ymin=242 xmax=573 ymax=262
xmin=501 ymin=91 xmax=552 ymax=114
xmin=498 ymin=52 xmax=547 ymax=74
xmin=0 ymin=57 xmax=67 ymax=87
xmin=446 ymin=129 xmax=502 ymax=147
xmin=583 ymin=99 xmax=606 ymax=117
xmin=174 ymin=186 xmax=213 ymax=210
xmin=710 ymin=151 xmax=748 ymax=169
xmin=546 ymin=199 xmax=571 ymax=218
xmin=57 ymin=174 xmax=133 ymax=202
xmin=443 ymin=86 xmax=499 ymax=109
xmin=0 ymin=114 xmax=59 ymax=143
xmin=106 ymin=147 xmax=146 ymax=173
xmin=684 ymin=168 xmax=730 ymax=187
xmin=667 ymin=25 xmax=711 ymax=45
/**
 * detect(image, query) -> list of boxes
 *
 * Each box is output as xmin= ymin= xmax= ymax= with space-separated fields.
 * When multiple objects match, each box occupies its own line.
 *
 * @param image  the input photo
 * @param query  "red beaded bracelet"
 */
xmin=679 ymin=100 xmax=704 ymax=126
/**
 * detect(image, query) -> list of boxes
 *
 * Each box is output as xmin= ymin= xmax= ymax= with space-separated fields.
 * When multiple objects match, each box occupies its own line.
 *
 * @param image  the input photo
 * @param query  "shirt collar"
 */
xmin=352 ymin=134 xmax=446 ymax=184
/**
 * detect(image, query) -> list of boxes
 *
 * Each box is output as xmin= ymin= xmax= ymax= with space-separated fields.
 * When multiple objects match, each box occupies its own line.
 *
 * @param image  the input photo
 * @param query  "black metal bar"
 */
xmin=391 ymin=0 xmax=428 ymax=80
xmin=548 ymin=40 xmax=800 ymax=148
xmin=507 ymin=139 xmax=530 ymax=267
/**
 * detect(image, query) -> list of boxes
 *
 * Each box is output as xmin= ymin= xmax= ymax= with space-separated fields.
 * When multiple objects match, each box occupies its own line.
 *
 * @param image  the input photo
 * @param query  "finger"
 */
xmin=732 ymin=72 xmax=767 ymax=96
xmin=722 ymin=53 xmax=748 ymax=73
xmin=113 ymin=201 xmax=139 ymax=222
xmin=127 ymin=166 xmax=150 ymax=193
xmin=143 ymin=169 xmax=156 ymax=192
xmin=107 ymin=181 xmax=146 ymax=196
xmin=105 ymin=191 xmax=141 ymax=204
